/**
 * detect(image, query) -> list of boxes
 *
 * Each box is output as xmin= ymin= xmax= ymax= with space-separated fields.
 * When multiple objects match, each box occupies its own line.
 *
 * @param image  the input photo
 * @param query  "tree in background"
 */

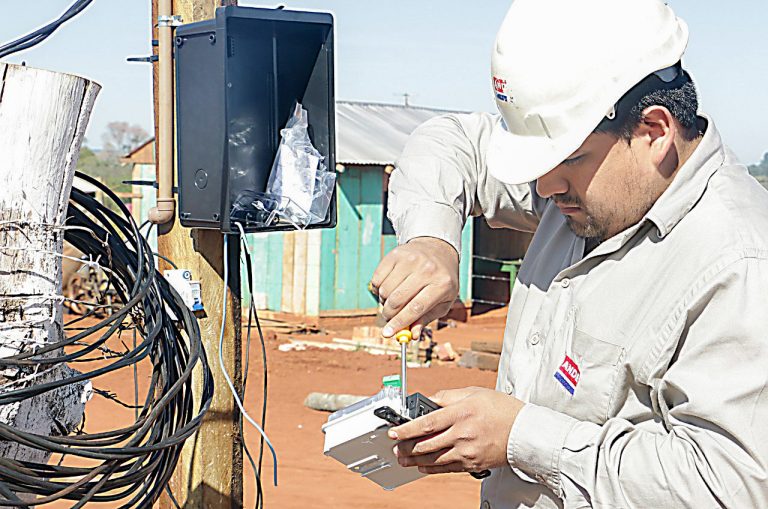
xmin=748 ymin=153 xmax=768 ymax=177
xmin=748 ymin=152 xmax=768 ymax=190
xmin=100 ymin=121 xmax=149 ymax=160
xmin=77 ymin=122 xmax=151 ymax=200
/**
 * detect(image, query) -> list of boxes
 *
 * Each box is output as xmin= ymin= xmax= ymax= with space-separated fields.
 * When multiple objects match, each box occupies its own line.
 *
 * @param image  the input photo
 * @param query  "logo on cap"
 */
xmin=554 ymin=355 xmax=580 ymax=395
xmin=493 ymin=76 xmax=513 ymax=103
xmin=493 ymin=76 xmax=506 ymax=94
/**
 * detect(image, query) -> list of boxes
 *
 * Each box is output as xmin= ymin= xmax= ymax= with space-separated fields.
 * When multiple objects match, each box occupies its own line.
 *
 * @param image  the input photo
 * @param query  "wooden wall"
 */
xmin=242 ymin=165 xmax=473 ymax=316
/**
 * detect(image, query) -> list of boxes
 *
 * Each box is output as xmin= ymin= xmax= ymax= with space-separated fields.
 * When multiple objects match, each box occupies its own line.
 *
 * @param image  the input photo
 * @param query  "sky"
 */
xmin=1 ymin=0 xmax=766 ymax=164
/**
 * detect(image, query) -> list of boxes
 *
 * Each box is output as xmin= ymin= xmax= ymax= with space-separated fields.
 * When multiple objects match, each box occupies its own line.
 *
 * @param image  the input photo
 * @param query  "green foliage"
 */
xmin=748 ymin=152 xmax=768 ymax=177
xmin=76 ymin=146 xmax=132 ymax=196
xmin=747 ymin=153 xmax=768 ymax=191
xmin=76 ymin=121 xmax=150 ymax=203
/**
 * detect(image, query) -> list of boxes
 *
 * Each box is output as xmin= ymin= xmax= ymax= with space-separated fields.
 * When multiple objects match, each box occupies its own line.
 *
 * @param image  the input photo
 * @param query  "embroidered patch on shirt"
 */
xmin=554 ymin=355 xmax=581 ymax=395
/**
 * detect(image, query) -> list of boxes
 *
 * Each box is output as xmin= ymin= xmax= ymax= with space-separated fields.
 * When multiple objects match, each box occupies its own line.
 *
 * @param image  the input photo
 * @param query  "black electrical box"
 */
xmin=175 ymin=6 xmax=336 ymax=233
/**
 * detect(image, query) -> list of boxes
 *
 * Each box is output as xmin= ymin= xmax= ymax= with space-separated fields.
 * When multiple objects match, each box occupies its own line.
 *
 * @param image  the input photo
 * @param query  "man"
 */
xmin=370 ymin=0 xmax=768 ymax=507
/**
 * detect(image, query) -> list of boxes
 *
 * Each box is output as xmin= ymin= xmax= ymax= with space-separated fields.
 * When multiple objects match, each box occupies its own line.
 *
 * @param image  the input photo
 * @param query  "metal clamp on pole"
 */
xmin=157 ymin=14 xmax=184 ymax=27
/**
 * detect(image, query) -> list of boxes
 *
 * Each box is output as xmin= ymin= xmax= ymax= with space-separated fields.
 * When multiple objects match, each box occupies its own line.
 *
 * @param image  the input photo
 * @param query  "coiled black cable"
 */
xmin=0 ymin=0 xmax=95 ymax=60
xmin=0 ymin=172 xmax=212 ymax=507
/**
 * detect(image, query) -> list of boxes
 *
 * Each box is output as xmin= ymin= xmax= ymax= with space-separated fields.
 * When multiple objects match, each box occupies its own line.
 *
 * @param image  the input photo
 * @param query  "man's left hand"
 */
xmin=389 ymin=387 xmax=525 ymax=474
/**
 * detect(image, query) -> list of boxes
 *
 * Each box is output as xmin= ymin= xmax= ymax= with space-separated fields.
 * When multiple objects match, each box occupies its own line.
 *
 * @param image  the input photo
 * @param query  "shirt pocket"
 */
xmin=534 ymin=329 xmax=625 ymax=424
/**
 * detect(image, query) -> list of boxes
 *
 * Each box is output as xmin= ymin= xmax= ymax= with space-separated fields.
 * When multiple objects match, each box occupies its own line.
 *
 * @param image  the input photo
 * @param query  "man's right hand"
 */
xmin=370 ymin=237 xmax=460 ymax=340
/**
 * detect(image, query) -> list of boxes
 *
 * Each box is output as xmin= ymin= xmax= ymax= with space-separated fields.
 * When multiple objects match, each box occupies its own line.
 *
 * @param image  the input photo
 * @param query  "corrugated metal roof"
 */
xmin=336 ymin=101 xmax=463 ymax=166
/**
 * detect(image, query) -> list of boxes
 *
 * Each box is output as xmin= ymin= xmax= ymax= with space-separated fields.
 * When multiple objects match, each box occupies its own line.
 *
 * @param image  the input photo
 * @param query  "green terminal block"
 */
xmin=382 ymin=375 xmax=401 ymax=388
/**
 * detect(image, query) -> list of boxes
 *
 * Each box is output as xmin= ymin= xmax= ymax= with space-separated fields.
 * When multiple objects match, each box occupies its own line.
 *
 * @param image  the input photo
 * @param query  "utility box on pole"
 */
xmin=175 ymin=6 xmax=336 ymax=233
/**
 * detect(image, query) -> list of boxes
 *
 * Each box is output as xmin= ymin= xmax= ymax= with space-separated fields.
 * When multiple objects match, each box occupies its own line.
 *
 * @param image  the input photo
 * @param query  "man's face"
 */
xmin=535 ymin=132 xmax=664 ymax=242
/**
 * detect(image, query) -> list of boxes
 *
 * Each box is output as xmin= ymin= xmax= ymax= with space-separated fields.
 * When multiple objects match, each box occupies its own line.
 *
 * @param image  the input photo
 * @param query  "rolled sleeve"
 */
xmin=392 ymin=201 xmax=465 ymax=255
xmin=387 ymin=112 xmax=539 ymax=256
xmin=507 ymin=403 xmax=579 ymax=496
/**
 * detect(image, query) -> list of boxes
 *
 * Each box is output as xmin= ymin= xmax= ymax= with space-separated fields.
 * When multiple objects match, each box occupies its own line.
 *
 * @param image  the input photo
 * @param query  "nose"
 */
xmin=535 ymin=166 xmax=569 ymax=199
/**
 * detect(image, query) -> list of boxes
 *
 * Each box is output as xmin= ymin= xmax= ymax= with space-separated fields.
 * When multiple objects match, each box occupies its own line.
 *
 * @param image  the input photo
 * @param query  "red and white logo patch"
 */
xmin=554 ymin=355 xmax=580 ymax=395
xmin=492 ymin=76 xmax=507 ymax=94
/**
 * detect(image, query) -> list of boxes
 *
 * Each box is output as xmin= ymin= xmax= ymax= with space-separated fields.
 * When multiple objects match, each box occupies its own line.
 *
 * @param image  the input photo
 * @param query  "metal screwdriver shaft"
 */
xmin=395 ymin=330 xmax=413 ymax=416
xmin=401 ymin=342 xmax=407 ymax=414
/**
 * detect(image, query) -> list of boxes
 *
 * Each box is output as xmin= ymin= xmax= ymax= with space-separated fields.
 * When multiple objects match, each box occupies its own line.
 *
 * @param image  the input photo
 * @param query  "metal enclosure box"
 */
xmin=175 ymin=6 xmax=336 ymax=233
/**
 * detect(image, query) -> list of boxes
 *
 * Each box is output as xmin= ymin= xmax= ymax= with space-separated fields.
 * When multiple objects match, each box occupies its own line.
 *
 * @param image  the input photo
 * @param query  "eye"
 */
xmin=562 ymin=155 xmax=583 ymax=166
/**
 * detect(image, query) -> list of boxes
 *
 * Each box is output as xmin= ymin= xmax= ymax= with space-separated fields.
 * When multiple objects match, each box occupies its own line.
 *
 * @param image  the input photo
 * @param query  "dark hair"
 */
xmin=594 ymin=63 xmax=700 ymax=141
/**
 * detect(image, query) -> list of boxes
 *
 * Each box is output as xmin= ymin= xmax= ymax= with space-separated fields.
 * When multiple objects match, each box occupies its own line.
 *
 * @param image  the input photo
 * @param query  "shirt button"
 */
xmin=561 ymin=278 xmax=571 ymax=288
xmin=482 ymin=501 xmax=491 ymax=509
xmin=529 ymin=333 xmax=540 ymax=345
xmin=505 ymin=381 xmax=513 ymax=394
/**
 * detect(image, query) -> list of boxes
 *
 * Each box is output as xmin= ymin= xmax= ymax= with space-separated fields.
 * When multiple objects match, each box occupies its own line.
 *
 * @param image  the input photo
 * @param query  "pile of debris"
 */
xmin=457 ymin=341 xmax=502 ymax=371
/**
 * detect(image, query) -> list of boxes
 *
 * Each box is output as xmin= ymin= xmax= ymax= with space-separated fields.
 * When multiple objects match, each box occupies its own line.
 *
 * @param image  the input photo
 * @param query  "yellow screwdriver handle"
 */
xmin=394 ymin=329 xmax=413 ymax=344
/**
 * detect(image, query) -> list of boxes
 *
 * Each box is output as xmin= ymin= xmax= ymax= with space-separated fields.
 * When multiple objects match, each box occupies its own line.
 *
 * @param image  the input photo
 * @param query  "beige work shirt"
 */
xmin=388 ymin=112 xmax=768 ymax=508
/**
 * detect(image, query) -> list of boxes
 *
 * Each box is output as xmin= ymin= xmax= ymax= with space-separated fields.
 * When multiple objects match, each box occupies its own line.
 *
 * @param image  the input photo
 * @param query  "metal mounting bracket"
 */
xmin=157 ymin=15 xmax=184 ymax=27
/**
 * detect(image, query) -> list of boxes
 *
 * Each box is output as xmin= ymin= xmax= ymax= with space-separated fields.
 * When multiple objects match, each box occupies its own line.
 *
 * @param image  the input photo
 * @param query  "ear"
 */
xmin=636 ymin=106 xmax=677 ymax=168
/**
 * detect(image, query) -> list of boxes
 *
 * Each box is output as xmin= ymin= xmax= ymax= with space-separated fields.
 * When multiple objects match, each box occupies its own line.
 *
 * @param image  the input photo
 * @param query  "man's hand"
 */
xmin=370 ymin=237 xmax=459 ymax=339
xmin=389 ymin=387 xmax=525 ymax=474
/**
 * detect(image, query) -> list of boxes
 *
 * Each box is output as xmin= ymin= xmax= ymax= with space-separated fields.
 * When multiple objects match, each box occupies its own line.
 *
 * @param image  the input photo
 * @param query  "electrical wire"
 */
xmin=0 ymin=172 xmax=213 ymax=507
xmin=237 ymin=225 xmax=271 ymax=509
xmin=220 ymin=232 xmax=279 ymax=488
xmin=0 ymin=0 xmax=95 ymax=60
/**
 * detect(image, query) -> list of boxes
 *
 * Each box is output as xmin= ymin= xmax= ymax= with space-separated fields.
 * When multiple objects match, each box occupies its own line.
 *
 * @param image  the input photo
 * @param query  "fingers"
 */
xmin=418 ymin=463 xmax=466 ymax=475
xmin=370 ymin=252 xmax=397 ymax=294
xmin=410 ymin=322 xmax=424 ymax=341
xmin=393 ymin=439 xmax=468 ymax=473
xmin=404 ymin=306 xmax=446 ymax=340
xmin=389 ymin=406 xmax=454 ymax=441
xmin=375 ymin=264 xmax=410 ymax=305
xmin=396 ymin=446 xmax=456 ymax=467
xmin=382 ymin=285 xmax=453 ymax=338
xmin=370 ymin=239 xmax=460 ymax=338
xmin=380 ymin=273 xmax=424 ymax=318
xmin=396 ymin=430 xmax=456 ymax=459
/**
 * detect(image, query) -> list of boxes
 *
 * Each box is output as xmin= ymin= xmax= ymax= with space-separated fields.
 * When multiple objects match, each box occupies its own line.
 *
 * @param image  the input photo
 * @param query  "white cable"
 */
xmin=220 ymin=233 xmax=279 ymax=486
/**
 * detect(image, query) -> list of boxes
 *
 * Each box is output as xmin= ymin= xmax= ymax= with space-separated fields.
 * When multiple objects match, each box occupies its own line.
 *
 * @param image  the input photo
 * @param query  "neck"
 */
xmin=675 ymin=117 xmax=707 ymax=173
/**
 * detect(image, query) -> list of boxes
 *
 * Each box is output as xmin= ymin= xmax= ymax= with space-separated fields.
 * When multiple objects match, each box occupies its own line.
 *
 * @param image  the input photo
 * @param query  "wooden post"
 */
xmin=151 ymin=1 xmax=244 ymax=507
xmin=0 ymin=65 xmax=99 ymax=464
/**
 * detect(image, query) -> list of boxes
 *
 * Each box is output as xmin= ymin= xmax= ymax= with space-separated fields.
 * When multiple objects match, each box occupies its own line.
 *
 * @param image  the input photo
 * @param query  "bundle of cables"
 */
xmin=0 ymin=0 xmax=94 ymax=60
xmin=0 ymin=172 xmax=213 ymax=507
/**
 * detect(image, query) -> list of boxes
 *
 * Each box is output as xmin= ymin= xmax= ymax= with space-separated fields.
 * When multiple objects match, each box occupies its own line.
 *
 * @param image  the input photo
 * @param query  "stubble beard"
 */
xmin=555 ymin=194 xmax=609 ymax=241
xmin=559 ymin=180 xmax=658 ymax=243
xmin=565 ymin=213 xmax=607 ymax=241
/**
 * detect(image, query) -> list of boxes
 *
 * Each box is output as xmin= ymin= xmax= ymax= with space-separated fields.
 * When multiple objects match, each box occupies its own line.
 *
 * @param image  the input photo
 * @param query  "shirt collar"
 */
xmin=645 ymin=114 xmax=728 ymax=238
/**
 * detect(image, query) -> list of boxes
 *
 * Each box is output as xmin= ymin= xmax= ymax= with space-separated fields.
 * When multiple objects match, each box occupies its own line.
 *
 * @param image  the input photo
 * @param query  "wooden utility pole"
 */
xmin=0 ymin=64 xmax=99 ymax=475
xmin=151 ymin=1 xmax=244 ymax=507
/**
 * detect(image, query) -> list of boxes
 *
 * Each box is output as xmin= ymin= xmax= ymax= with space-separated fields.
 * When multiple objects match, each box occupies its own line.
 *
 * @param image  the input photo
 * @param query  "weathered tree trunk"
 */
xmin=0 ymin=64 xmax=100 ymax=464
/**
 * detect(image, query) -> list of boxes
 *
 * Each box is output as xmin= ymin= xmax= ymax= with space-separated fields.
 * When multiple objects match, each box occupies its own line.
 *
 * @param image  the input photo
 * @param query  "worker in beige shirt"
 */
xmin=370 ymin=0 xmax=768 ymax=507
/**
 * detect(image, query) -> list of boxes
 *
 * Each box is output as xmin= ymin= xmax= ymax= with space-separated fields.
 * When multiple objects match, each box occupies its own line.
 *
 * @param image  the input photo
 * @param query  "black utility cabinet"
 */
xmin=175 ymin=6 xmax=336 ymax=233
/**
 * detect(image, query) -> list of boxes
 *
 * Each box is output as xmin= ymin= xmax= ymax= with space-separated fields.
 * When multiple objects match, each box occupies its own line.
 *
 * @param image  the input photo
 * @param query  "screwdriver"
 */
xmin=366 ymin=282 xmax=413 ymax=416
xmin=394 ymin=329 xmax=413 ymax=416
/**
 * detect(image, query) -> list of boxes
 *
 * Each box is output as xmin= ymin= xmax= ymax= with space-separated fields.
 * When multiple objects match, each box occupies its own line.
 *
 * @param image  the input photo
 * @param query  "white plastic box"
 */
xmin=321 ymin=387 xmax=426 ymax=490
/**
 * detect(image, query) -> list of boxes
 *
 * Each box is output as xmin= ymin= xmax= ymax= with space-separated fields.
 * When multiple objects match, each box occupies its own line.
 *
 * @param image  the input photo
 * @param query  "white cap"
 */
xmin=488 ymin=0 xmax=689 ymax=185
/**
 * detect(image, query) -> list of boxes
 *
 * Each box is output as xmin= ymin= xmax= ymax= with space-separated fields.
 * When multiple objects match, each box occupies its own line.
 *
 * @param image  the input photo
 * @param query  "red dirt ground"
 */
xmin=41 ymin=310 xmax=507 ymax=508
xmin=247 ymin=340 xmax=498 ymax=509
